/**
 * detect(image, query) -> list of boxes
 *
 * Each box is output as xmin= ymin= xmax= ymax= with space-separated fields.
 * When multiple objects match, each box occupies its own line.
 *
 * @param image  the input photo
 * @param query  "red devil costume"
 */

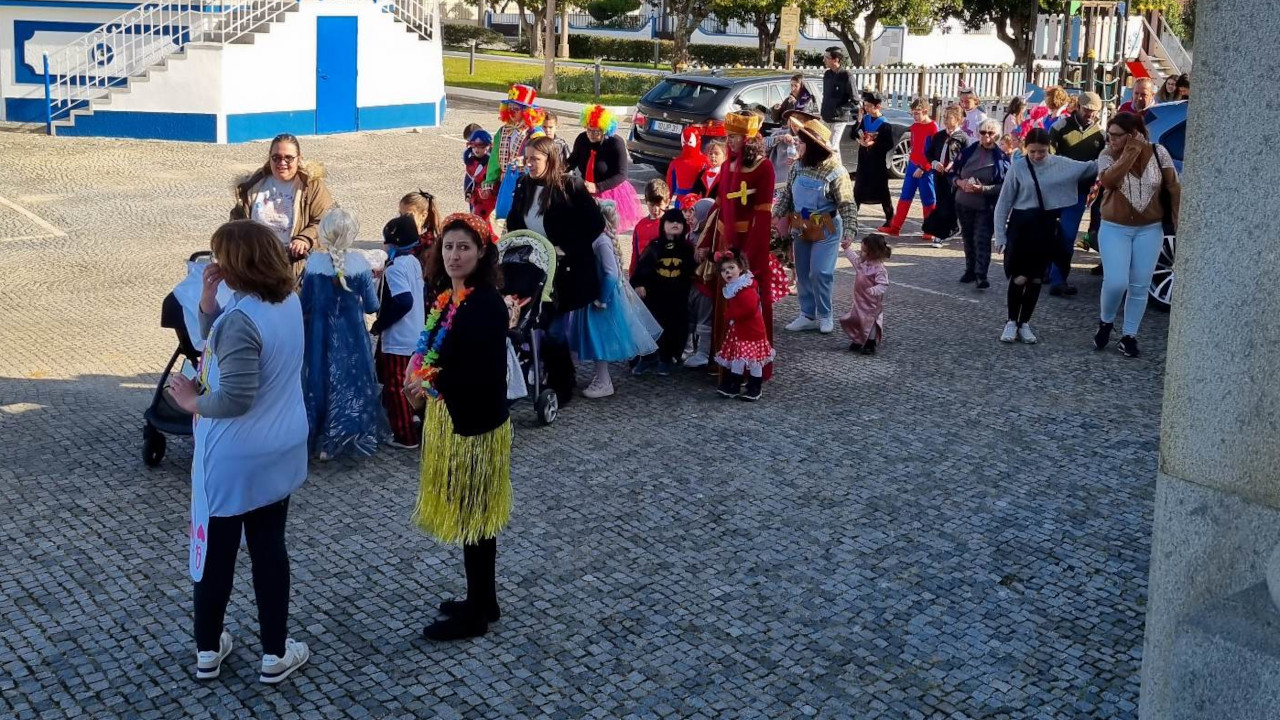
xmin=667 ymin=126 xmax=708 ymax=202
xmin=700 ymin=112 xmax=775 ymax=380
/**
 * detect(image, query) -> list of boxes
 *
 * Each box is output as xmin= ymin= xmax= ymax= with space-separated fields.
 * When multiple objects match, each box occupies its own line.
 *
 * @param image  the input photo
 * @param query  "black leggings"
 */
xmin=194 ymin=497 xmax=290 ymax=656
xmin=1007 ymin=279 xmax=1044 ymax=325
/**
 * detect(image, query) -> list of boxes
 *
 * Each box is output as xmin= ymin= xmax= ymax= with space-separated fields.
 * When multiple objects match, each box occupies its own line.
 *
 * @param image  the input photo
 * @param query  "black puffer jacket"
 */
xmin=506 ymin=175 xmax=603 ymax=313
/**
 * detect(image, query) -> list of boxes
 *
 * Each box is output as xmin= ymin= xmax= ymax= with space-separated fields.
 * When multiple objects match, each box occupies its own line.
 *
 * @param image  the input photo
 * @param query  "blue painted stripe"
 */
xmin=5 ymin=97 xmax=49 ymax=123
xmin=356 ymin=101 xmax=440 ymax=131
xmin=53 ymin=110 xmax=216 ymax=141
xmin=226 ymin=109 xmax=315 ymax=143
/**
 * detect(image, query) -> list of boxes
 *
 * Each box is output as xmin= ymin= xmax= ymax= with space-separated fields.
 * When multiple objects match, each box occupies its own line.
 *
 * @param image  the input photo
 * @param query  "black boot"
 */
xmin=739 ymin=375 xmax=763 ymax=402
xmin=848 ymin=341 xmax=864 ymax=353
xmin=861 ymin=339 xmax=877 ymax=355
xmin=425 ymin=539 xmax=498 ymax=640
xmin=717 ymin=372 xmax=743 ymax=398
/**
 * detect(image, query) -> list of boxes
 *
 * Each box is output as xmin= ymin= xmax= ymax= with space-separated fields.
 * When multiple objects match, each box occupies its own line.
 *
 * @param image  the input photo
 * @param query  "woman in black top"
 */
xmin=405 ymin=213 xmax=511 ymax=642
xmin=567 ymin=105 xmax=643 ymax=233
xmin=508 ymin=135 xmax=604 ymax=404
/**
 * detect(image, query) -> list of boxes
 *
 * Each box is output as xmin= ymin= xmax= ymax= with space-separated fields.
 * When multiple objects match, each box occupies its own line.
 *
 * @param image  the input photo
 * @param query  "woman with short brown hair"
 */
xmin=166 ymin=219 xmax=311 ymax=685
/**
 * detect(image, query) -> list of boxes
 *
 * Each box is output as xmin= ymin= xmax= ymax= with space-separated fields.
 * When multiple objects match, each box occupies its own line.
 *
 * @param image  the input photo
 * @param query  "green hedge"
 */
xmin=561 ymin=35 xmax=825 ymax=69
xmin=442 ymin=24 xmax=509 ymax=49
xmin=521 ymin=69 xmax=656 ymax=98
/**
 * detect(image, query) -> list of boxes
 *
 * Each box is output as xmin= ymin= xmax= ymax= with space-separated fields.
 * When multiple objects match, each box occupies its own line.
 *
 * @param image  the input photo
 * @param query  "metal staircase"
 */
xmin=42 ymin=0 xmax=300 ymax=134
xmin=1133 ymin=15 xmax=1192 ymax=79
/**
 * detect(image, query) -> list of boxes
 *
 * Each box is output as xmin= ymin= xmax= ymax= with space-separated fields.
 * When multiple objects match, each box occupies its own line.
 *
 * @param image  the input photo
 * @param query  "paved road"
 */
xmin=0 ymin=110 xmax=1160 ymax=719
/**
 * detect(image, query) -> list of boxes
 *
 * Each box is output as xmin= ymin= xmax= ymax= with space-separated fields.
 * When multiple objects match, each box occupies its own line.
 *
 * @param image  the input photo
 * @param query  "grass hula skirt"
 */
xmin=411 ymin=398 xmax=513 ymax=545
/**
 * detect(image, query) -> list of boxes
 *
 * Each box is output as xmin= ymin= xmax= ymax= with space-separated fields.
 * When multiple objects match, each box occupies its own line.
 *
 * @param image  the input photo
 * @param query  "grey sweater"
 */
xmin=196 ymin=297 xmax=262 ymax=419
xmin=994 ymin=155 xmax=1098 ymax=247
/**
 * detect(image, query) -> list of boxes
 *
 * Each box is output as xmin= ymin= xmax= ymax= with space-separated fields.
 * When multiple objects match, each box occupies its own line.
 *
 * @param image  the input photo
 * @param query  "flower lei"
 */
xmin=408 ymin=288 xmax=472 ymax=398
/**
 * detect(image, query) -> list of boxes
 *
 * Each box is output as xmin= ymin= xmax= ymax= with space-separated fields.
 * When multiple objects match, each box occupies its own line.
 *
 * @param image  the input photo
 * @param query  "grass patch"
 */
xmin=443 ymin=57 xmax=646 ymax=106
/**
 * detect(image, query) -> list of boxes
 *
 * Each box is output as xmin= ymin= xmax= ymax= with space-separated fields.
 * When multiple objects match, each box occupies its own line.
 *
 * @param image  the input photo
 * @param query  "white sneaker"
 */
xmin=818 ymin=316 xmax=834 ymax=334
xmin=196 ymin=631 xmax=233 ymax=680
xmin=582 ymin=378 xmax=614 ymax=399
xmin=1017 ymin=324 xmax=1038 ymax=344
xmin=683 ymin=351 xmax=709 ymax=368
xmin=259 ymin=638 xmax=310 ymax=685
xmin=785 ymin=315 xmax=818 ymax=332
xmin=1000 ymin=321 xmax=1018 ymax=343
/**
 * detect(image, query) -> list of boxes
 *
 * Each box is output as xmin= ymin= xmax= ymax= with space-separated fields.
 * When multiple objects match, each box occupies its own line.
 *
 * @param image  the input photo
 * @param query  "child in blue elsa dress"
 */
xmin=568 ymin=200 xmax=662 ymax=399
xmin=300 ymin=208 xmax=391 ymax=459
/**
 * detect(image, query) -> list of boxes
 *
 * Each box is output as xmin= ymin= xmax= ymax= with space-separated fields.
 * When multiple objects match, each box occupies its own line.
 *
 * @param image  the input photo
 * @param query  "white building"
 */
xmin=0 ymin=0 xmax=447 ymax=142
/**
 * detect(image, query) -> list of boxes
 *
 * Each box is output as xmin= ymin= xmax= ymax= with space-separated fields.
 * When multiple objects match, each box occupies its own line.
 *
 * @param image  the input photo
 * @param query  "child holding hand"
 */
xmin=712 ymin=249 xmax=773 ymax=401
xmin=839 ymin=233 xmax=891 ymax=355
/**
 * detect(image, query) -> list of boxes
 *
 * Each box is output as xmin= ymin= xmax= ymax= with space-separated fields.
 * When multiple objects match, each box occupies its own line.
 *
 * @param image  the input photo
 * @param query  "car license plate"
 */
xmin=650 ymin=120 xmax=682 ymax=135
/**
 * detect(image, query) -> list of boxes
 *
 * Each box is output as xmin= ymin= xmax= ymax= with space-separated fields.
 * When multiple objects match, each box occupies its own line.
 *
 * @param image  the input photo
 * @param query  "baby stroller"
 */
xmin=497 ymin=230 xmax=559 ymax=425
xmin=142 ymin=251 xmax=228 ymax=466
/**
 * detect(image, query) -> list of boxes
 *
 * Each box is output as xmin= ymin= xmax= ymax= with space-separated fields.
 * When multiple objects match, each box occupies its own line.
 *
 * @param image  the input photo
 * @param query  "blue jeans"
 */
xmin=1098 ymin=221 xmax=1164 ymax=336
xmin=1049 ymin=190 xmax=1089 ymax=286
xmin=794 ymin=234 xmax=841 ymax=320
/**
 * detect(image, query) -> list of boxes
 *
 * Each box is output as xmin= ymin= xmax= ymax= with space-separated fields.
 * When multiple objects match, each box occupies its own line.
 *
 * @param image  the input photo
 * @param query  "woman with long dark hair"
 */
xmin=993 ymin=128 xmax=1098 ymax=343
xmin=405 ymin=213 xmax=512 ymax=641
xmin=506 ymin=135 xmax=603 ymax=404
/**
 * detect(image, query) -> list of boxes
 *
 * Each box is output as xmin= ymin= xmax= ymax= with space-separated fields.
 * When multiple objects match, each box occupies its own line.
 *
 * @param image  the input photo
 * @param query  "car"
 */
xmin=1140 ymin=101 xmax=1185 ymax=312
xmin=626 ymin=70 xmax=914 ymax=179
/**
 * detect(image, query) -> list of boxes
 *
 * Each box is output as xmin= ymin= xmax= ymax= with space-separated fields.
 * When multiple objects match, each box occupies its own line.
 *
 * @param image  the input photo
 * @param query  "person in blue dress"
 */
xmin=568 ymin=200 xmax=661 ymax=399
xmin=300 ymin=208 xmax=390 ymax=459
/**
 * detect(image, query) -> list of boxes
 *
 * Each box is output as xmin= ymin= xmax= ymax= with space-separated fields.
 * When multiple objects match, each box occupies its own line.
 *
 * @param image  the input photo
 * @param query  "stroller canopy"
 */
xmin=498 ymin=230 xmax=558 ymax=304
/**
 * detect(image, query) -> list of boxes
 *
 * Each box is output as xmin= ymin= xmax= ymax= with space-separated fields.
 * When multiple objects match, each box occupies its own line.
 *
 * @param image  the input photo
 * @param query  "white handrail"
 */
xmin=388 ymin=0 xmax=440 ymax=42
xmin=44 ymin=0 xmax=297 ymax=127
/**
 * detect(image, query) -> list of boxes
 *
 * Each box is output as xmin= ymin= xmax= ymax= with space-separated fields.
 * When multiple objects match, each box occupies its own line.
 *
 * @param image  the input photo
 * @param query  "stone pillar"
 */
xmin=1138 ymin=0 xmax=1280 ymax=718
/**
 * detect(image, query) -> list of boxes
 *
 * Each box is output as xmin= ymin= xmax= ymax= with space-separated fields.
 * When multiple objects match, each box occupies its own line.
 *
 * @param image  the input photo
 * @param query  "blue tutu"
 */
xmin=569 ymin=237 xmax=661 ymax=362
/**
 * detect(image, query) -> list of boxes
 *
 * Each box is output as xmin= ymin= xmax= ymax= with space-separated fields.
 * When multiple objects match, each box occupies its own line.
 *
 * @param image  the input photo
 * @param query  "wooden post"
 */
xmin=558 ymin=3 xmax=569 ymax=59
xmin=877 ymin=67 xmax=886 ymax=93
xmin=594 ymin=58 xmax=601 ymax=99
xmin=785 ymin=43 xmax=794 ymax=71
xmin=997 ymin=67 xmax=1007 ymax=99
xmin=469 ymin=39 xmax=476 ymax=75
xmin=917 ymin=66 xmax=927 ymax=99
xmin=542 ymin=0 xmax=557 ymax=94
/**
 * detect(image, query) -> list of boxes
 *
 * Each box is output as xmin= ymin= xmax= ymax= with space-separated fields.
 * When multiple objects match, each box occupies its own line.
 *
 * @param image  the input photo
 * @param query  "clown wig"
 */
xmin=580 ymin=105 xmax=618 ymax=136
xmin=499 ymin=102 xmax=547 ymax=130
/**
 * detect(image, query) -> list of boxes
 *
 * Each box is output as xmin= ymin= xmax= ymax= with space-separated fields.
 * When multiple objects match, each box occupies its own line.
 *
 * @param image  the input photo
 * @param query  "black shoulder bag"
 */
xmin=1152 ymin=144 xmax=1176 ymax=235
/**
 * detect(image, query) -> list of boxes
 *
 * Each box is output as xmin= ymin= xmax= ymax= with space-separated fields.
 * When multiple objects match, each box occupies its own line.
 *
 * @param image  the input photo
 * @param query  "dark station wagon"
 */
xmin=627 ymin=71 xmax=914 ymax=179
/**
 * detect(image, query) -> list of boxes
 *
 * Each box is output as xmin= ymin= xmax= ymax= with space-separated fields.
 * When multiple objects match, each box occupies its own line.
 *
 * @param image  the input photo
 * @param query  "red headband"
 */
xmin=441 ymin=213 xmax=495 ymax=245
xmin=713 ymin=250 xmax=739 ymax=262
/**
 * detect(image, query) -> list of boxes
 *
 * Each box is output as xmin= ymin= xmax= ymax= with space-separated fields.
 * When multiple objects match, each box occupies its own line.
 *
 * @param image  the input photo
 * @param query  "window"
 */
xmin=733 ymin=84 xmax=771 ymax=111
xmin=640 ymin=80 xmax=729 ymax=113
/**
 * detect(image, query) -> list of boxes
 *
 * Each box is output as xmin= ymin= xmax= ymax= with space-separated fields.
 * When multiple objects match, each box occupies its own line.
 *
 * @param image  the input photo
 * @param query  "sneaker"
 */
xmin=931 ymin=237 xmax=943 ymax=249
xmin=259 ymin=639 xmax=310 ymax=685
xmin=1017 ymin=324 xmax=1038 ymax=344
xmin=422 ymin=614 xmax=488 ymax=642
xmin=1118 ymin=335 xmax=1140 ymax=357
xmin=1000 ymin=321 xmax=1018 ymax=343
xmin=387 ymin=439 xmax=420 ymax=450
xmin=1062 ymin=283 xmax=1079 ymax=296
xmin=683 ymin=351 xmax=709 ymax=368
xmin=582 ymin=378 xmax=614 ymax=399
xmin=439 ymin=599 xmax=501 ymax=623
xmin=959 ymin=272 xmax=976 ymax=284
xmin=784 ymin=315 xmax=818 ymax=332
xmin=1093 ymin=321 xmax=1114 ymax=351
xmin=655 ymin=360 xmax=673 ymax=376
xmin=818 ymin=316 xmax=834 ymax=334
xmin=196 ymin=631 xmax=233 ymax=680
xmin=976 ymin=278 xmax=990 ymax=290
xmin=631 ymin=356 xmax=655 ymax=376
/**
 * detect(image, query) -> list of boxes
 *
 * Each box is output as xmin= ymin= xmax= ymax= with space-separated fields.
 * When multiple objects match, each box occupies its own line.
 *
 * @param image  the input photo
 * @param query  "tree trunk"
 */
xmin=995 ymin=11 xmax=1035 ymax=80
xmin=672 ymin=14 xmax=692 ymax=71
xmin=543 ymin=0 xmax=557 ymax=93
xmin=754 ymin=16 xmax=780 ymax=66
xmin=476 ymin=0 xmax=487 ymax=28
xmin=515 ymin=0 xmax=540 ymax=57
xmin=860 ymin=10 xmax=879 ymax=66
xmin=827 ymin=27 xmax=862 ymax=68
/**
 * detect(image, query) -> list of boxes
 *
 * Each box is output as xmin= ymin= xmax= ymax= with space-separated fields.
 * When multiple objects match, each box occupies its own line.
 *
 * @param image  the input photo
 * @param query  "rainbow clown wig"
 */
xmin=580 ymin=105 xmax=618 ymax=136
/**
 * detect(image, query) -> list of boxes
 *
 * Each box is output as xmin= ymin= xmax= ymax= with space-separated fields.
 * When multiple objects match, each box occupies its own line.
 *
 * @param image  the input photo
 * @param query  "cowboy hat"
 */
xmin=796 ymin=119 xmax=833 ymax=152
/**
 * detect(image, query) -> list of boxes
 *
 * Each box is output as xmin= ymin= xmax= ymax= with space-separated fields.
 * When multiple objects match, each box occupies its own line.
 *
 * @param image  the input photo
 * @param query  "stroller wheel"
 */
xmin=535 ymin=389 xmax=559 ymax=426
xmin=142 ymin=424 xmax=166 ymax=467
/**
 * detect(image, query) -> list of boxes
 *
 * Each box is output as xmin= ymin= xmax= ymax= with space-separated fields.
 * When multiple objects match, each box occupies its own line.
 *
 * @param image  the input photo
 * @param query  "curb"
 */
xmin=445 ymin=86 xmax=636 ymax=118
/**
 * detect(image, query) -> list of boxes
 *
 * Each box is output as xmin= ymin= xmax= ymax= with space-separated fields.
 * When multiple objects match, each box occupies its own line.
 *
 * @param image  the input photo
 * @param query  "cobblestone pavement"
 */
xmin=0 ymin=104 xmax=1161 ymax=719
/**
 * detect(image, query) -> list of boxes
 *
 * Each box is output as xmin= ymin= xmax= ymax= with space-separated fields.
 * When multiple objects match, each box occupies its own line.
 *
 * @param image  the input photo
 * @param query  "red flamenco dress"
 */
xmin=714 ymin=272 xmax=774 ymax=376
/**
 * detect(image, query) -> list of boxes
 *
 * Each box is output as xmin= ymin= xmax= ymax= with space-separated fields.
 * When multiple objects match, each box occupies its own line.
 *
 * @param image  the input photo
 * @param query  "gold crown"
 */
xmin=724 ymin=111 xmax=762 ymax=138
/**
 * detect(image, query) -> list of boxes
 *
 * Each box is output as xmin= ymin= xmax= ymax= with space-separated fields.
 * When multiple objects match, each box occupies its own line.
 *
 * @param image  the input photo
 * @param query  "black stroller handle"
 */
xmin=188 ymin=250 xmax=213 ymax=262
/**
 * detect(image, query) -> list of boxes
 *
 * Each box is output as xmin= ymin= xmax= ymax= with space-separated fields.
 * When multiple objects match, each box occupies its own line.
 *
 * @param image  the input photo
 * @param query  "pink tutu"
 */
xmin=595 ymin=182 xmax=644 ymax=235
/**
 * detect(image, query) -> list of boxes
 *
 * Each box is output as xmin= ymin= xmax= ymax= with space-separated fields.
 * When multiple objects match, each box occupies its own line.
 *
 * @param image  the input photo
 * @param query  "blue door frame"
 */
xmin=316 ymin=16 xmax=358 ymax=134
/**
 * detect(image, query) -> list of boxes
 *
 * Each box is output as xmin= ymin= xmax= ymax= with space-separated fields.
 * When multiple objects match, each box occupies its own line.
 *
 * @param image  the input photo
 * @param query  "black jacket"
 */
xmin=507 ymin=175 xmax=603 ymax=313
xmin=567 ymin=133 xmax=631 ymax=192
xmin=435 ymin=285 xmax=510 ymax=437
xmin=630 ymin=236 xmax=695 ymax=300
xmin=821 ymin=68 xmax=855 ymax=123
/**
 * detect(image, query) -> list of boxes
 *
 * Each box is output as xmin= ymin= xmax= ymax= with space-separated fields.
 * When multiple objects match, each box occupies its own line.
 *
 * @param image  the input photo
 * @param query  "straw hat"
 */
xmin=796 ymin=119 xmax=833 ymax=152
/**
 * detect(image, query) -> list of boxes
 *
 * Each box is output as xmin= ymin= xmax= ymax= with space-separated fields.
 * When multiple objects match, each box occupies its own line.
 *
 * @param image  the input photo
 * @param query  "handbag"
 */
xmin=1152 ymin=144 xmax=1176 ymax=235
xmin=494 ymin=165 xmax=521 ymax=220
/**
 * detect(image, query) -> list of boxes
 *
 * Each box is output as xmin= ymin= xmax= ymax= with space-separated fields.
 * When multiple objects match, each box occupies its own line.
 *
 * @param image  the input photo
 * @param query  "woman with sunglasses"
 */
xmin=1092 ymin=112 xmax=1180 ymax=358
xmin=231 ymin=133 xmax=335 ymax=280
xmin=949 ymin=119 xmax=1009 ymax=290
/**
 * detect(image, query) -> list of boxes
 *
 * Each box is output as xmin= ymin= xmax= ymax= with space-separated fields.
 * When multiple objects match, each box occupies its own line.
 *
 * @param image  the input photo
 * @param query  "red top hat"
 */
xmin=507 ymin=84 xmax=538 ymax=107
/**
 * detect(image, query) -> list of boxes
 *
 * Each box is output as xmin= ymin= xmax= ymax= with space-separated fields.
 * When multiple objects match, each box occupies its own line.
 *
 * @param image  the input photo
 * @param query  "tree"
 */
xmin=947 ymin=0 xmax=1065 ymax=77
xmin=808 ymin=0 xmax=949 ymax=66
xmin=663 ymin=0 xmax=717 ymax=70
xmin=710 ymin=0 xmax=787 ymax=66
xmin=808 ymin=0 xmax=873 ymax=64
